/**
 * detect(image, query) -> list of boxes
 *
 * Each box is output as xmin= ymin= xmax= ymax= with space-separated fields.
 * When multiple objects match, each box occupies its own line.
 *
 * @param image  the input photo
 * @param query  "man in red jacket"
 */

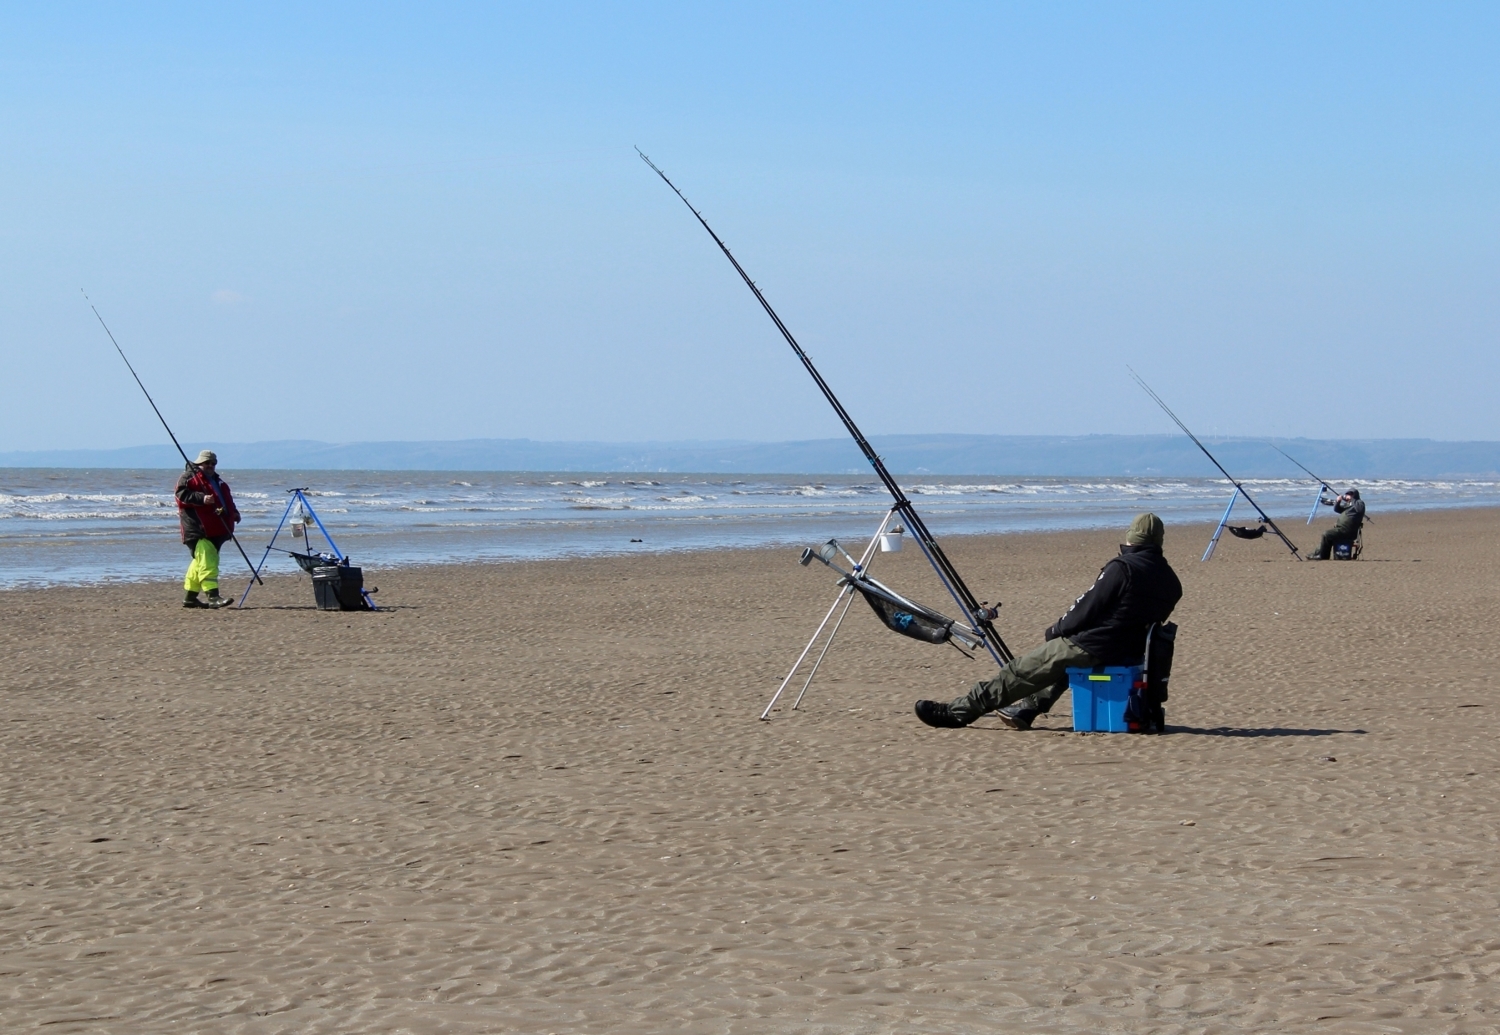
xmin=175 ymin=449 xmax=241 ymax=608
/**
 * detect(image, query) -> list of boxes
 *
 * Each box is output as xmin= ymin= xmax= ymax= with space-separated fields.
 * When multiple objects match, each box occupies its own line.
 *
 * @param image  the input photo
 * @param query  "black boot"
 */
xmin=914 ymin=700 xmax=967 ymax=728
xmin=183 ymin=591 xmax=202 ymax=608
xmin=997 ymin=703 xmax=1038 ymax=730
xmin=204 ymin=589 xmax=233 ymax=608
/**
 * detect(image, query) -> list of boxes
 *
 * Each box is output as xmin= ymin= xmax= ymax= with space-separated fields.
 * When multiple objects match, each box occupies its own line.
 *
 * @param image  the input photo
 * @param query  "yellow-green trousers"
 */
xmin=183 ymin=539 xmax=220 ymax=594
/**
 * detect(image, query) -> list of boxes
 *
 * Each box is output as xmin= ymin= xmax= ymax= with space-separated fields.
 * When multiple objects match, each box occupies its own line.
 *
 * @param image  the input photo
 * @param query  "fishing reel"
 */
xmin=799 ymin=538 xmax=861 ymax=577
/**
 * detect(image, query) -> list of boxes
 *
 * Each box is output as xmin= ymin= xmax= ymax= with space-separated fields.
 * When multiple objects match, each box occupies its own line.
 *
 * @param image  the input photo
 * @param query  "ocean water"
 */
xmin=3 ymin=467 xmax=1498 ymax=590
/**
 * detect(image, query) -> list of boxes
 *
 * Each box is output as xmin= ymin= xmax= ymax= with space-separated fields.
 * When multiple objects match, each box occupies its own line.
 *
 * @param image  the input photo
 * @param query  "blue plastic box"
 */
xmin=1067 ymin=665 xmax=1143 ymax=733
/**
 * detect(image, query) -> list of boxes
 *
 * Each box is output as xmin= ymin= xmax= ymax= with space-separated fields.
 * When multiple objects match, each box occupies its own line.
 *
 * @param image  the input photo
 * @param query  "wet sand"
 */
xmin=3 ymin=507 xmax=1499 ymax=1033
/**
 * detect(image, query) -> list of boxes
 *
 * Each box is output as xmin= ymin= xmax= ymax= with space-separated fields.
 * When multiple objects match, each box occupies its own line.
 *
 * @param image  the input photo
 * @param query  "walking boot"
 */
xmin=204 ymin=589 xmax=234 ymax=608
xmin=183 ymin=591 xmax=203 ymax=608
xmin=914 ymin=700 xmax=966 ymax=729
xmin=997 ymin=703 xmax=1038 ymax=730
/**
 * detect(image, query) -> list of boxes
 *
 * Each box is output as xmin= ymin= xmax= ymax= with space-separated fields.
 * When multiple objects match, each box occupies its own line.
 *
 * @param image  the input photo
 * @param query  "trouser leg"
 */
xmin=948 ymin=637 xmax=1099 ymax=724
xmin=184 ymin=541 xmax=201 ymax=593
xmin=200 ymin=540 xmax=220 ymax=592
xmin=184 ymin=539 xmax=220 ymax=593
xmin=1011 ymin=681 xmax=1069 ymax=716
xmin=1314 ymin=529 xmax=1350 ymax=558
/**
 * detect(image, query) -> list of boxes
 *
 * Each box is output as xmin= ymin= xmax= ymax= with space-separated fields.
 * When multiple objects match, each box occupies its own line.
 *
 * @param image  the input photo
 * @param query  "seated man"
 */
xmin=915 ymin=513 xmax=1182 ymax=730
xmin=1305 ymin=488 xmax=1365 ymax=560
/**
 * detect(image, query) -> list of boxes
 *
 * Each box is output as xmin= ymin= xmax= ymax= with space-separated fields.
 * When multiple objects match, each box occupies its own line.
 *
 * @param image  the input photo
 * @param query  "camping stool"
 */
xmin=1332 ymin=527 xmax=1364 ymax=561
xmin=1066 ymin=665 xmax=1144 ymax=732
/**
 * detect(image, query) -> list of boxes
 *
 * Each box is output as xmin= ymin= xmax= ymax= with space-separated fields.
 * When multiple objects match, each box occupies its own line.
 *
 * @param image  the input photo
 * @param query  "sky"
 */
xmin=2 ymin=3 xmax=1498 ymax=452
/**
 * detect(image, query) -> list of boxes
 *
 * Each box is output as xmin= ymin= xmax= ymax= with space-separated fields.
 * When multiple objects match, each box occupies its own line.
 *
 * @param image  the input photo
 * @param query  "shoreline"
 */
xmin=8 ymin=464 xmax=1500 ymax=591
xmin=5 ymin=501 xmax=1500 ymax=595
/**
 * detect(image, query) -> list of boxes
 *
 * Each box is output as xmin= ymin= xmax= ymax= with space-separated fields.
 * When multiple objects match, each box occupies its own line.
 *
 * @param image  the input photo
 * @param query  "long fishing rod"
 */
xmin=1273 ymin=445 xmax=1336 ymax=495
xmin=638 ymin=149 xmax=1013 ymax=663
xmin=1273 ymin=444 xmax=1372 ymax=527
xmin=1129 ymin=368 xmax=1302 ymax=560
xmin=83 ymin=291 xmax=263 ymax=585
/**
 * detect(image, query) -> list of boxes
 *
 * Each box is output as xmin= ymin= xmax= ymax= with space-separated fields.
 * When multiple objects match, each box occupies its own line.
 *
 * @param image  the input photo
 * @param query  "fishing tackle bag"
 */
xmin=312 ymin=563 xmax=371 ymax=611
xmin=1125 ymin=620 xmax=1176 ymax=733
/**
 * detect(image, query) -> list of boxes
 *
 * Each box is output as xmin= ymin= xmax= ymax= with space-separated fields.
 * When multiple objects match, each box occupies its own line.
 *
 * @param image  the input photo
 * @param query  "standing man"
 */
xmin=1306 ymin=488 xmax=1365 ymax=560
xmin=914 ymin=513 xmax=1182 ymax=730
xmin=176 ymin=450 xmax=241 ymax=608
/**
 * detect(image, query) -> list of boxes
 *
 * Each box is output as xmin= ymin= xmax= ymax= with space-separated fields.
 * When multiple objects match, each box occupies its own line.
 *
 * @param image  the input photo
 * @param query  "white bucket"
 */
xmin=879 ymin=531 xmax=903 ymax=553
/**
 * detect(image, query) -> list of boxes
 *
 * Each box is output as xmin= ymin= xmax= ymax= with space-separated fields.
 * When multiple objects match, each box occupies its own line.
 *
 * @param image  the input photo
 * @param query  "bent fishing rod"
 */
xmin=1129 ymin=368 xmax=1302 ymax=560
xmin=638 ymin=149 xmax=1013 ymax=663
xmin=83 ymin=291 xmax=263 ymax=585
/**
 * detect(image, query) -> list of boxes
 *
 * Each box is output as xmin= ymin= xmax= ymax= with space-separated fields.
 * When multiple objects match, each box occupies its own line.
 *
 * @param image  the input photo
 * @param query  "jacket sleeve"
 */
xmin=1333 ymin=498 xmax=1364 ymax=530
xmin=1046 ymin=559 xmax=1128 ymax=641
xmin=175 ymin=473 xmax=210 ymax=507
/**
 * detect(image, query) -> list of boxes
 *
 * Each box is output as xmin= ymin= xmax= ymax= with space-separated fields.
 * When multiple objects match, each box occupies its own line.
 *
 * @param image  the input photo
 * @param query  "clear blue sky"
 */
xmin=3 ymin=3 xmax=1497 ymax=452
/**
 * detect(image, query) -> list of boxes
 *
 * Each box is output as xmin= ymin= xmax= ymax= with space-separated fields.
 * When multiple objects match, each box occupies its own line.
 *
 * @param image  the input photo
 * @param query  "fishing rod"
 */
xmin=638 ymin=149 xmax=1013 ymax=664
xmin=1272 ymin=445 xmax=1336 ymax=494
xmin=1272 ymin=445 xmax=1371 ymax=525
xmin=1275 ymin=444 xmax=1339 ymax=526
xmin=1129 ymin=368 xmax=1302 ymax=560
xmin=83 ymin=291 xmax=263 ymax=586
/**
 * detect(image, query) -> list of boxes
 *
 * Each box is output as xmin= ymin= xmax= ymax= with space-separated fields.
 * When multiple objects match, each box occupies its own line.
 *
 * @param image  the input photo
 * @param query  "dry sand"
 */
xmin=3 ymin=507 xmax=1499 ymax=1033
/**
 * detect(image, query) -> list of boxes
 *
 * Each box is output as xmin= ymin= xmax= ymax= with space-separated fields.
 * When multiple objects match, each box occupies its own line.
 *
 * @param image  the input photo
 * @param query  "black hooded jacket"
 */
xmin=1045 ymin=544 xmax=1183 ymax=665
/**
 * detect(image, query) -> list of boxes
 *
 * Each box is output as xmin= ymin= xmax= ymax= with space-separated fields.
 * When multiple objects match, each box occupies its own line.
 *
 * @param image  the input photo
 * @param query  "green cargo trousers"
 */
xmin=1314 ymin=516 xmax=1361 ymax=558
xmin=949 ymin=636 xmax=1099 ymax=725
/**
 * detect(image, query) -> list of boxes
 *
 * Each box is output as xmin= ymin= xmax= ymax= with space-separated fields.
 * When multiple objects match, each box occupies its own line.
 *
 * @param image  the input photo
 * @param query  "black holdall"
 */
xmin=1125 ymin=621 xmax=1177 ymax=733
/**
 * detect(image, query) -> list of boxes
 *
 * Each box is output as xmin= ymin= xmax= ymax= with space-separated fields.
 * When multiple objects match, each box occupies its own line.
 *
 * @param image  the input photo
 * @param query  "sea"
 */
xmin=3 ymin=467 xmax=1499 ymax=590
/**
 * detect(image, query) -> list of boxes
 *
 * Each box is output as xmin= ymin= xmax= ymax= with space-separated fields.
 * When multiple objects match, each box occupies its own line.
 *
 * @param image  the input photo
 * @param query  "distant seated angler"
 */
xmin=1306 ymin=489 xmax=1366 ymax=560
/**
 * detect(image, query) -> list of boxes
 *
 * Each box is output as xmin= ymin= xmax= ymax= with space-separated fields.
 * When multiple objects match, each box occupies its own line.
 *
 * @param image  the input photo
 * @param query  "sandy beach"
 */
xmin=3 ymin=506 xmax=1499 ymax=1033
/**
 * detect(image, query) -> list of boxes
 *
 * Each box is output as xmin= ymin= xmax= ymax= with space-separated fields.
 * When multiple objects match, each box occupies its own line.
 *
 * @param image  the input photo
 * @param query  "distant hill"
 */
xmin=4 ymin=434 xmax=1499 ymax=479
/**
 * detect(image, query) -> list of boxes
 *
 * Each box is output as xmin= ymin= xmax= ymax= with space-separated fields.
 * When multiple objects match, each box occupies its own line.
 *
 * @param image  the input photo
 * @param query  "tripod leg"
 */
xmin=238 ymin=495 xmax=296 ymax=608
xmin=761 ymin=587 xmax=854 ymax=720
xmin=791 ymin=588 xmax=859 ymax=711
xmin=1203 ymin=488 xmax=1239 ymax=562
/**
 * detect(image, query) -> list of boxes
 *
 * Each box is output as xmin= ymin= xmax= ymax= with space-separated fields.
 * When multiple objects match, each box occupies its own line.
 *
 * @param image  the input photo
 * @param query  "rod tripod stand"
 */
xmin=237 ymin=488 xmax=377 ymax=610
xmin=1202 ymin=487 xmax=1243 ymax=561
xmin=760 ymin=509 xmax=903 ymax=720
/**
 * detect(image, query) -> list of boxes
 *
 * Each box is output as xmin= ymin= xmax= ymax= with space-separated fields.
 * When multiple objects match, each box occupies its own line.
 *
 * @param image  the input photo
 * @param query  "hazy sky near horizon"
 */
xmin=3 ymin=3 xmax=1498 ymax=452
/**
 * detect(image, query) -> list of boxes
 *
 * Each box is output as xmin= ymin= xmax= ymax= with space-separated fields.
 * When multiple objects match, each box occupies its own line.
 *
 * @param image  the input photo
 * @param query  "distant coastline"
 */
xmin=5 ymin=434 xmax=1500 ymax=479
